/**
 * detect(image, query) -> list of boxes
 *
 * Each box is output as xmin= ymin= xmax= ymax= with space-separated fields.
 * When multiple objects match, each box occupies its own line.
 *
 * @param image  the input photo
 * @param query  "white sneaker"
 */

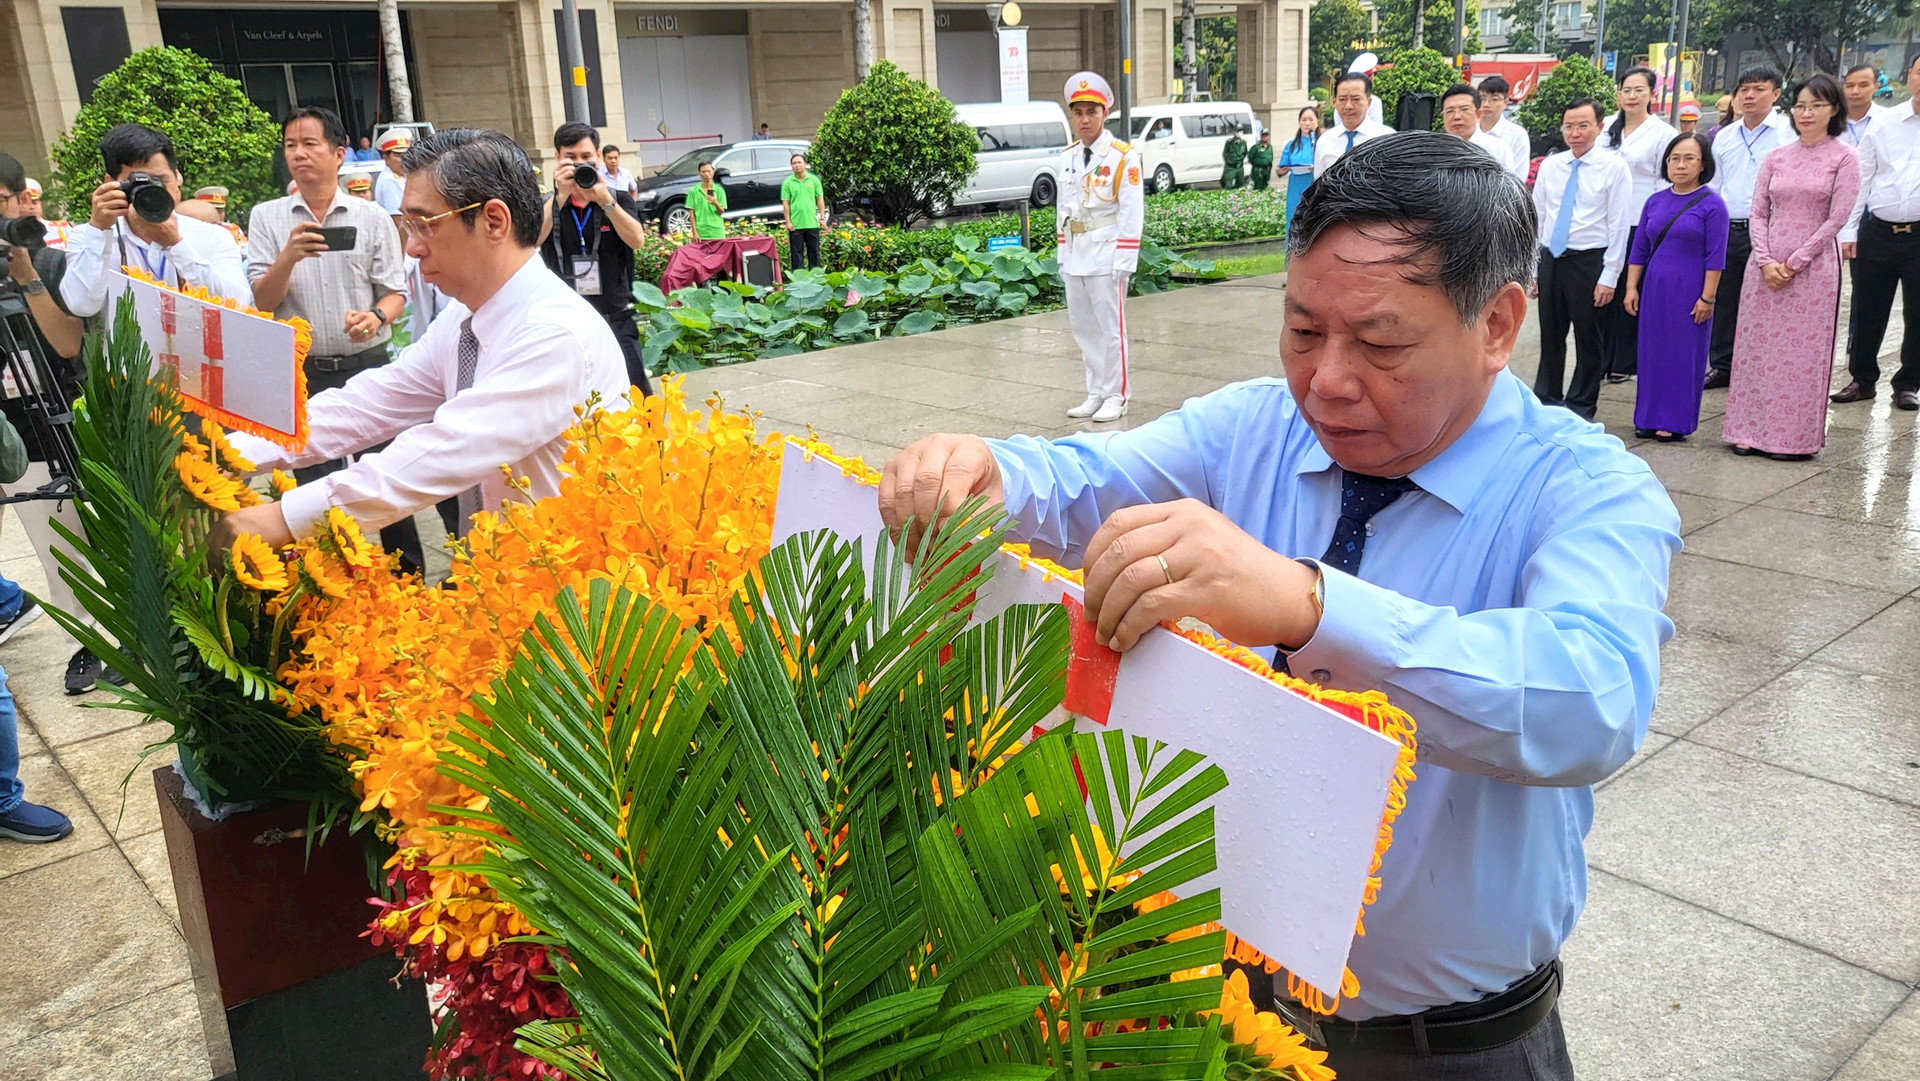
xmin=1090 ymin=397 xmax=1128 ymax=423
xmin=1066 ymin=394 xmax=1104 ymax=418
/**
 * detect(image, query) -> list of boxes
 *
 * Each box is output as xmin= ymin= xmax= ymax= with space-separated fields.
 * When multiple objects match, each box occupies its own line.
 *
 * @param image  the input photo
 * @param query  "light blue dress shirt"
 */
xmin=988 ymin=372 xmax=1680 ymax=1019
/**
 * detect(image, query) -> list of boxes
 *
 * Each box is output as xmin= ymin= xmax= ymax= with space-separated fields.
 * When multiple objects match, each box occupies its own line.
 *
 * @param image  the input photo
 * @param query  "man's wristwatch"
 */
xmin=373 ymin=308 xmax=389 ymax=324
xmin=18 ymin=279 xmax=45 ymax=296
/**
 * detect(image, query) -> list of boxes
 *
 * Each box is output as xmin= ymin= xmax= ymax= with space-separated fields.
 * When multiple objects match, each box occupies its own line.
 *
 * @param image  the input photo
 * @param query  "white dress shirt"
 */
xmin=1603 ymin=112 xmax=1680 ymax=220
xmin=1486 ymin=116 xmax=1533 ymax=180
xmin=59 ymin=214 xmax=253 ymax=318
xmin=1531 ymin=145 xmax=1634 ymax=287
xmin=1842 ymin=99 xmax=1920 ymax=241
xmin=1314 ymin=118 xmax=1396 ymax=178
xmin=1468 ymin=127 xmax=1513 ymax=167
xmin=1843 ymin=101 xmax=1895 ymax=148
xmin=230 ymin=253 xmax=630 ymax=537
xmin=1710 ymin=113 xmax=1792 ymax=219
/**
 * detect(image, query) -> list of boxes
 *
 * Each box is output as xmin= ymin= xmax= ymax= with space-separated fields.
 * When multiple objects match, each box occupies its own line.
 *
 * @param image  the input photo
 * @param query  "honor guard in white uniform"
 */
xmin=1056 ymin=71 xmax=1145 ymax=423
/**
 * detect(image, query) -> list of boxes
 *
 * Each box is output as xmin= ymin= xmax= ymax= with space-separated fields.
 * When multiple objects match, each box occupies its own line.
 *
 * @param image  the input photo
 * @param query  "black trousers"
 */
xmin=1708 ymin=220 xmax=1752 ymax=374
xmin=1847 ymin=215 xmax=1920 ymax=393
xmin=297 ymin=352 xmax=425 ymax=575
xmin=602 ymin=306 xmax=655 ymax=398
xmin=1534 ymin=247 xmax=1607 ymax=420
xmin=1601 ymin=226 xmax=1639 ymax=377
xmin=788 ymin=227 xmax=822 ymax=270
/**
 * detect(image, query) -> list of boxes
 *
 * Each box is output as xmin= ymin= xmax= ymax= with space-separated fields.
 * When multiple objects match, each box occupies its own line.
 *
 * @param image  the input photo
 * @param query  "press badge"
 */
xmin=570 ymin=256 xmax=603 ymax=297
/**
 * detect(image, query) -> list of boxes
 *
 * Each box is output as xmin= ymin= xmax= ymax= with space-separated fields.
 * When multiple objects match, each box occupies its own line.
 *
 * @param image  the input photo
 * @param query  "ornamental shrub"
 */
xmin=1518 ymin=59 xmax=1618 ymax=142
xmin=808 ymin=60 xmax=977 ymax=227
xmin=47 ymin=47 xmax=280 ymax=226
xmin=1373 ymin=47 xmax=1461 ymax=131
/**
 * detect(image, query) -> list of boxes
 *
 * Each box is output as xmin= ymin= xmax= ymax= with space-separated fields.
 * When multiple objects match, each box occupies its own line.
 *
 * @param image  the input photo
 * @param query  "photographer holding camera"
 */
xmin=60 ymin=123 xmax=252 ymax=320
xmin=0 ymin=152 xmax=120 ymax=696
xmin=537 ymin=122 xmax=653 ymax=397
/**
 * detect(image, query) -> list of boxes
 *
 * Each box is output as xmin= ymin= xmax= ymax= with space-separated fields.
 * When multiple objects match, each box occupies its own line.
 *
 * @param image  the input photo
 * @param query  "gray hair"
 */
xmin=1288 ymin=131 xmax=1536 ymax=325
xmin=400 ymin=129 xmax=543 ymax=247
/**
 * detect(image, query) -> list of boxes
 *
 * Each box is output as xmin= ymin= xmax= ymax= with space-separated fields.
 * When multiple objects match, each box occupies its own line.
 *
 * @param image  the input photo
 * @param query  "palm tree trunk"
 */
xmin=377 ymin=0 xmax=414 ymax=123
xmin=1412 ymin=0 xmax=1426 ymax=50
xmin=854 ymin=0 xmax=874 ymax=79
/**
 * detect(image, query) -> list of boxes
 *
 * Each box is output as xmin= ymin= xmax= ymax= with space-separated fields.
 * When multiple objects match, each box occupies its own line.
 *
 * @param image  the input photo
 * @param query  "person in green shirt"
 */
xmin=1246 ymin=131 xmax=1274 ymax=190
xmin=781 ymin=153 xmax=828 ymax=269
xmin=690 ymin=161 xmax=727 ymax=240
xmin=1221 ymin=131 xmax=1248 ymax=189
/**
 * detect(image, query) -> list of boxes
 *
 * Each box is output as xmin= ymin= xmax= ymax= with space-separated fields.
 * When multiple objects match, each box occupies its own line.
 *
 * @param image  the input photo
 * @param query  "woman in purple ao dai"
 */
xmin=1622 ymin=132 xmax=1729 ymax=440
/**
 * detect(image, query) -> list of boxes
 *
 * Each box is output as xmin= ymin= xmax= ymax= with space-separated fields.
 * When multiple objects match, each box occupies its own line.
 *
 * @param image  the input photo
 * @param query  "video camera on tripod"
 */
xmin=0 ymin=210 xmax=83 ymax=502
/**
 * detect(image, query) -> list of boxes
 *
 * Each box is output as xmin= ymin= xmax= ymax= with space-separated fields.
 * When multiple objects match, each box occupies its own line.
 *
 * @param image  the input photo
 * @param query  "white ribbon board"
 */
xmin=771 ymin=441 xmax=1402 ymax=992
xmin=114 ymin=271 xmax=304 ymax=445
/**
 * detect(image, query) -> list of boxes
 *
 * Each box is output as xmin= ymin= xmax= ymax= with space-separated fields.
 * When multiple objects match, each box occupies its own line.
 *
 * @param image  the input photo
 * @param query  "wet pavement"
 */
xmin=2 ymin=271 xmax=1915 ymax=1080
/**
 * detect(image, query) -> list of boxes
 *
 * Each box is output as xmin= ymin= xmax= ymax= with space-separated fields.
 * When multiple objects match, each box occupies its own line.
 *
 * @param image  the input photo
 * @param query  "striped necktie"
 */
xmin=454 ymin=318 xmax=481 ymax=535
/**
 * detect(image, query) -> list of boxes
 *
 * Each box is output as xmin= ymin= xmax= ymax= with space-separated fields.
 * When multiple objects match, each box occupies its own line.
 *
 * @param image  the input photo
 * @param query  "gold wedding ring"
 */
xmin=1156 ymin=553 xmax=1175 ymax=587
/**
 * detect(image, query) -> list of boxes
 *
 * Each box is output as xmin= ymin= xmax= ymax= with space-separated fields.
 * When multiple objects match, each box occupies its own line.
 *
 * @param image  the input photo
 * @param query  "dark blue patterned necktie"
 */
xmin=1278 ymin=469 xmax=1418 ymax=673
xmin=1320 ymin=469 xmax=1419 ymax=575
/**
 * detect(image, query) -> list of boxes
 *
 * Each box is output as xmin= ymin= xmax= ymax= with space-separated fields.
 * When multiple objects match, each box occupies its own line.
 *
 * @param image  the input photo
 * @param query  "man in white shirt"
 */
xmin=1842 ymin=64 xmax=1893 ymax=149
xmin=600 ymin=144 xmax=640 ymax=198
xmin=1315 ymin=72 xmax=1394 ymax=178
xmin=213 ymin=129 xmax=630 ymax=553
xmin=1833 ymin=54 xmax=1920 ymax=412
xmin=1477 ymin=76 xmax=1533 ymax=181
xmin=59 ymin=123 xmax=252 ymax=318
xmin=1530 ymin=99 xmax=1632 ymax=421
xmin=1442 ymin=84 xmax=1513 ymax=167
xmin=1704 ymin=66 xmax=1789 ymax=388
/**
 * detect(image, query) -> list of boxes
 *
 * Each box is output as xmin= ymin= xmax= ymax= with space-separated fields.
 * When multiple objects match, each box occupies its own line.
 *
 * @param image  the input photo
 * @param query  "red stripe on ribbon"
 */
xmin=201 ymin=307 xmax=223 ymax=360
xmin=201 ymin=363 xmax=224 ymax=408
xmin=159 ymin=291 xmax=176 ymax=335
xmin=158 ymin=352 xmax=179 ymax=372
xmin=1061 ymin=592 xmax=1121 ymax=724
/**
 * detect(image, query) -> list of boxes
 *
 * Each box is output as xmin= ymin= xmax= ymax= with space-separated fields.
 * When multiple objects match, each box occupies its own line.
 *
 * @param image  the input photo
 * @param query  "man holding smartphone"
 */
xmin=246 ymin=106 xmax=423 ymax=570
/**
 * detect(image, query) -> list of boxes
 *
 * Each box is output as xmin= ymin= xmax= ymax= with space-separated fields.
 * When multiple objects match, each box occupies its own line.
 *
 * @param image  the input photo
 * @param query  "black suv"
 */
xmin=631 ymin=139 xmax=812 ymax=235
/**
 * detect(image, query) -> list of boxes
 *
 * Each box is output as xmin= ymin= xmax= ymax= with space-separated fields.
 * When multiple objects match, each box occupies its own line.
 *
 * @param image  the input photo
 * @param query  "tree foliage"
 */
xmin=1375 ymin=0 xmax=1484 ymax=57
xmin=1310 ymin=0 xmax=1374 ymax=88
xmin=1600 ymin=0 xmax=1681 ymax=58
xmin=47 ymin=47 xmax=280 ymax=225
xmin=1517 ymin=57 xmax=1619 ymax=140
xmin=1503 ymin=0 xmax=1547 ymax=53
xmin=1374 ymin=48 xmax=1464 ymax=131
xmin=809 ymin=60 xmax=977 ymax=227
xmin=1698 ymin=0 xmax=1915 ymax=81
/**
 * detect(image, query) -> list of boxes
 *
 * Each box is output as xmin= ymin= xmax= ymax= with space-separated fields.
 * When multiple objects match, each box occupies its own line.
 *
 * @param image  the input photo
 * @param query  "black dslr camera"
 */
xmin=571 ymin=163 xmax=600 ymax=187
xmin=0 ymin=215 xmax=45 ymax=252
xmin=118 ymin=171 xmax=174 ymax=223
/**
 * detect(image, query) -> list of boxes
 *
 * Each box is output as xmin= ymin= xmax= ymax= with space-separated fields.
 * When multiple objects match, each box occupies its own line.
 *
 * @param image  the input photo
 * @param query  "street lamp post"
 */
xmin=559 ymin=0 xmax=591 ymax=124
xmin=1117 ymin=0 xmax=1133 ymax=140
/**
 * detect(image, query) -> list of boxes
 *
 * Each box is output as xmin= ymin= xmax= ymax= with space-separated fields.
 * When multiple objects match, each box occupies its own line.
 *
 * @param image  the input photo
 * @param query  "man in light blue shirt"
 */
xmin=880 ymin=133 xmax=1679 ymax=1078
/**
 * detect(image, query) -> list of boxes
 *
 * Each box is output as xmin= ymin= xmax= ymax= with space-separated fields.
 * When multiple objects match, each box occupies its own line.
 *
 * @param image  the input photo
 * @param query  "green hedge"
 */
xmin=631 ymin=185 xmax=1292 ymax=283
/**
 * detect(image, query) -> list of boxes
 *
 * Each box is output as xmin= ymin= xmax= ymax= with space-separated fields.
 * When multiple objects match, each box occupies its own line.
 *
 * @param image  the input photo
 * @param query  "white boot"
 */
xmin=1066 ymin=393 xmax=1104 ymax=418
xmin=1090 ymin=396 xmax=1128 ymax=423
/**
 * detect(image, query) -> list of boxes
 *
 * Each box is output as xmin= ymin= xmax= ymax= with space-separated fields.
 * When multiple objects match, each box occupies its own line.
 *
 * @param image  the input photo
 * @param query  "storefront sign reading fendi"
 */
xmin=616 ymin=10 xmax=748 ymax=37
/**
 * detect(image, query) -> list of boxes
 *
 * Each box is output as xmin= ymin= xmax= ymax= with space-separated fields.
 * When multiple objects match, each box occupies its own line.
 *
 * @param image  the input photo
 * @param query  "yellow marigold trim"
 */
xmin=123 ymin=266 xmax=311 ymax=452
xmin=229 ymin=533 xmax=290 ymax=592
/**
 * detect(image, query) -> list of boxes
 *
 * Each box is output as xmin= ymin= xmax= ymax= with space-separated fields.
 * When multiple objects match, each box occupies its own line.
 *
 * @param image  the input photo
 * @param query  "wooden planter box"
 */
xmin=155 ymin=765 xmax=432 ymax=1080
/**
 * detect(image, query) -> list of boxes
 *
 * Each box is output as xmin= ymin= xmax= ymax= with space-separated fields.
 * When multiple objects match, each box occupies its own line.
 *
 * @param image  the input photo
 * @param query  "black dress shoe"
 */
xmin=1703 ymin=369 xmax=1731 ymax=390
xmin=1729 ymin=444 xmax=1761 ymax=456
xmin=1634 ymin=428 xmax=1658 ymax=439
xmin=1766 ymin=452 xmax=1816 ymax=462
xmin=1896 ymin=389 xmax=1920 ymax=411
xmin=1830 ymin=381 xmax=1876 ymax=403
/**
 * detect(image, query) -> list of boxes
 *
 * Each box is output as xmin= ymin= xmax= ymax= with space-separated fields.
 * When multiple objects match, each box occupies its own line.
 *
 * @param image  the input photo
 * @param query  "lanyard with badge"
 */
xmin=555 ymin=197 xmax=604 ymax=296
xmin=116 ymin=225 xmax=171 ymax=286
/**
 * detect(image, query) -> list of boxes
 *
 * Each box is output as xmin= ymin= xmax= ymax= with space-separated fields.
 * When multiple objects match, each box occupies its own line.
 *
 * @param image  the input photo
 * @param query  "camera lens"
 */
xmin=0 ymin=216 xmax=45 ymax=248
xmin=121 ymin=171 xmax=176 ymax=225
xmin=573 ymin=164 xmax=600 ymax=187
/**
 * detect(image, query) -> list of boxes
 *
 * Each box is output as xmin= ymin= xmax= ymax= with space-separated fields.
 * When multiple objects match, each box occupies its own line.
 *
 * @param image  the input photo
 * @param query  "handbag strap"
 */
xmin=1644 ymin=190 xmax=1712 ymax=262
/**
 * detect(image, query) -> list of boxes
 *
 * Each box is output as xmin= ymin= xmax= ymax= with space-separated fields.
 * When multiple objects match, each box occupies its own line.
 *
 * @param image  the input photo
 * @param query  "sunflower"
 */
xmin=301 ymin=547 xmax=353 ymax=599
xmin=174 ymin=452 xmax=245 ymax=511
xmin=325 ymin=507 xmax=378 ymax=571
xmin=203 ymin=422 xmax=256 ymax=473
xmin=229 ymin=533 xmax=290 ymax=592
xmin=270 ymin=469 xmax=298 ymax=495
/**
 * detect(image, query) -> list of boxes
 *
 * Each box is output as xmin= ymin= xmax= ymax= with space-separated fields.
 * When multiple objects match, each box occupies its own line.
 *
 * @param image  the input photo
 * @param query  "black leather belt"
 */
xmin=307 ymin=344 xmax=389 ymax=374
xmin=1869 ymin=215 xmax=1918 ymax=234
xmin=1316 ymin=961 xmax=1562 ymax=1056
xmin=1730 ymin=219 xmax=1750 ymax=229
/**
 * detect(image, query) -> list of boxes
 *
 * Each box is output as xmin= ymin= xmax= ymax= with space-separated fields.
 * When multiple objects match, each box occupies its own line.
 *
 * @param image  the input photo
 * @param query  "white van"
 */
xmin=950 ymin=101 xmax=1072 ymax=210
xmin=1106 ymin=102 xmax=1257 ymax=193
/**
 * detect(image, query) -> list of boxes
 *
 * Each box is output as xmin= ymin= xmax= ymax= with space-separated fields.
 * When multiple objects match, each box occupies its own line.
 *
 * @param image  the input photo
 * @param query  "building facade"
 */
xmin=3 ymin=0 xmax=1313 ymax=180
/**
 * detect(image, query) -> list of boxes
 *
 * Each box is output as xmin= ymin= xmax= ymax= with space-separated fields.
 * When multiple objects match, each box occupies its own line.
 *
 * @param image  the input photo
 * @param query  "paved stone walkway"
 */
xmin=2 ymin=272 xmax=1916 ymax=1080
